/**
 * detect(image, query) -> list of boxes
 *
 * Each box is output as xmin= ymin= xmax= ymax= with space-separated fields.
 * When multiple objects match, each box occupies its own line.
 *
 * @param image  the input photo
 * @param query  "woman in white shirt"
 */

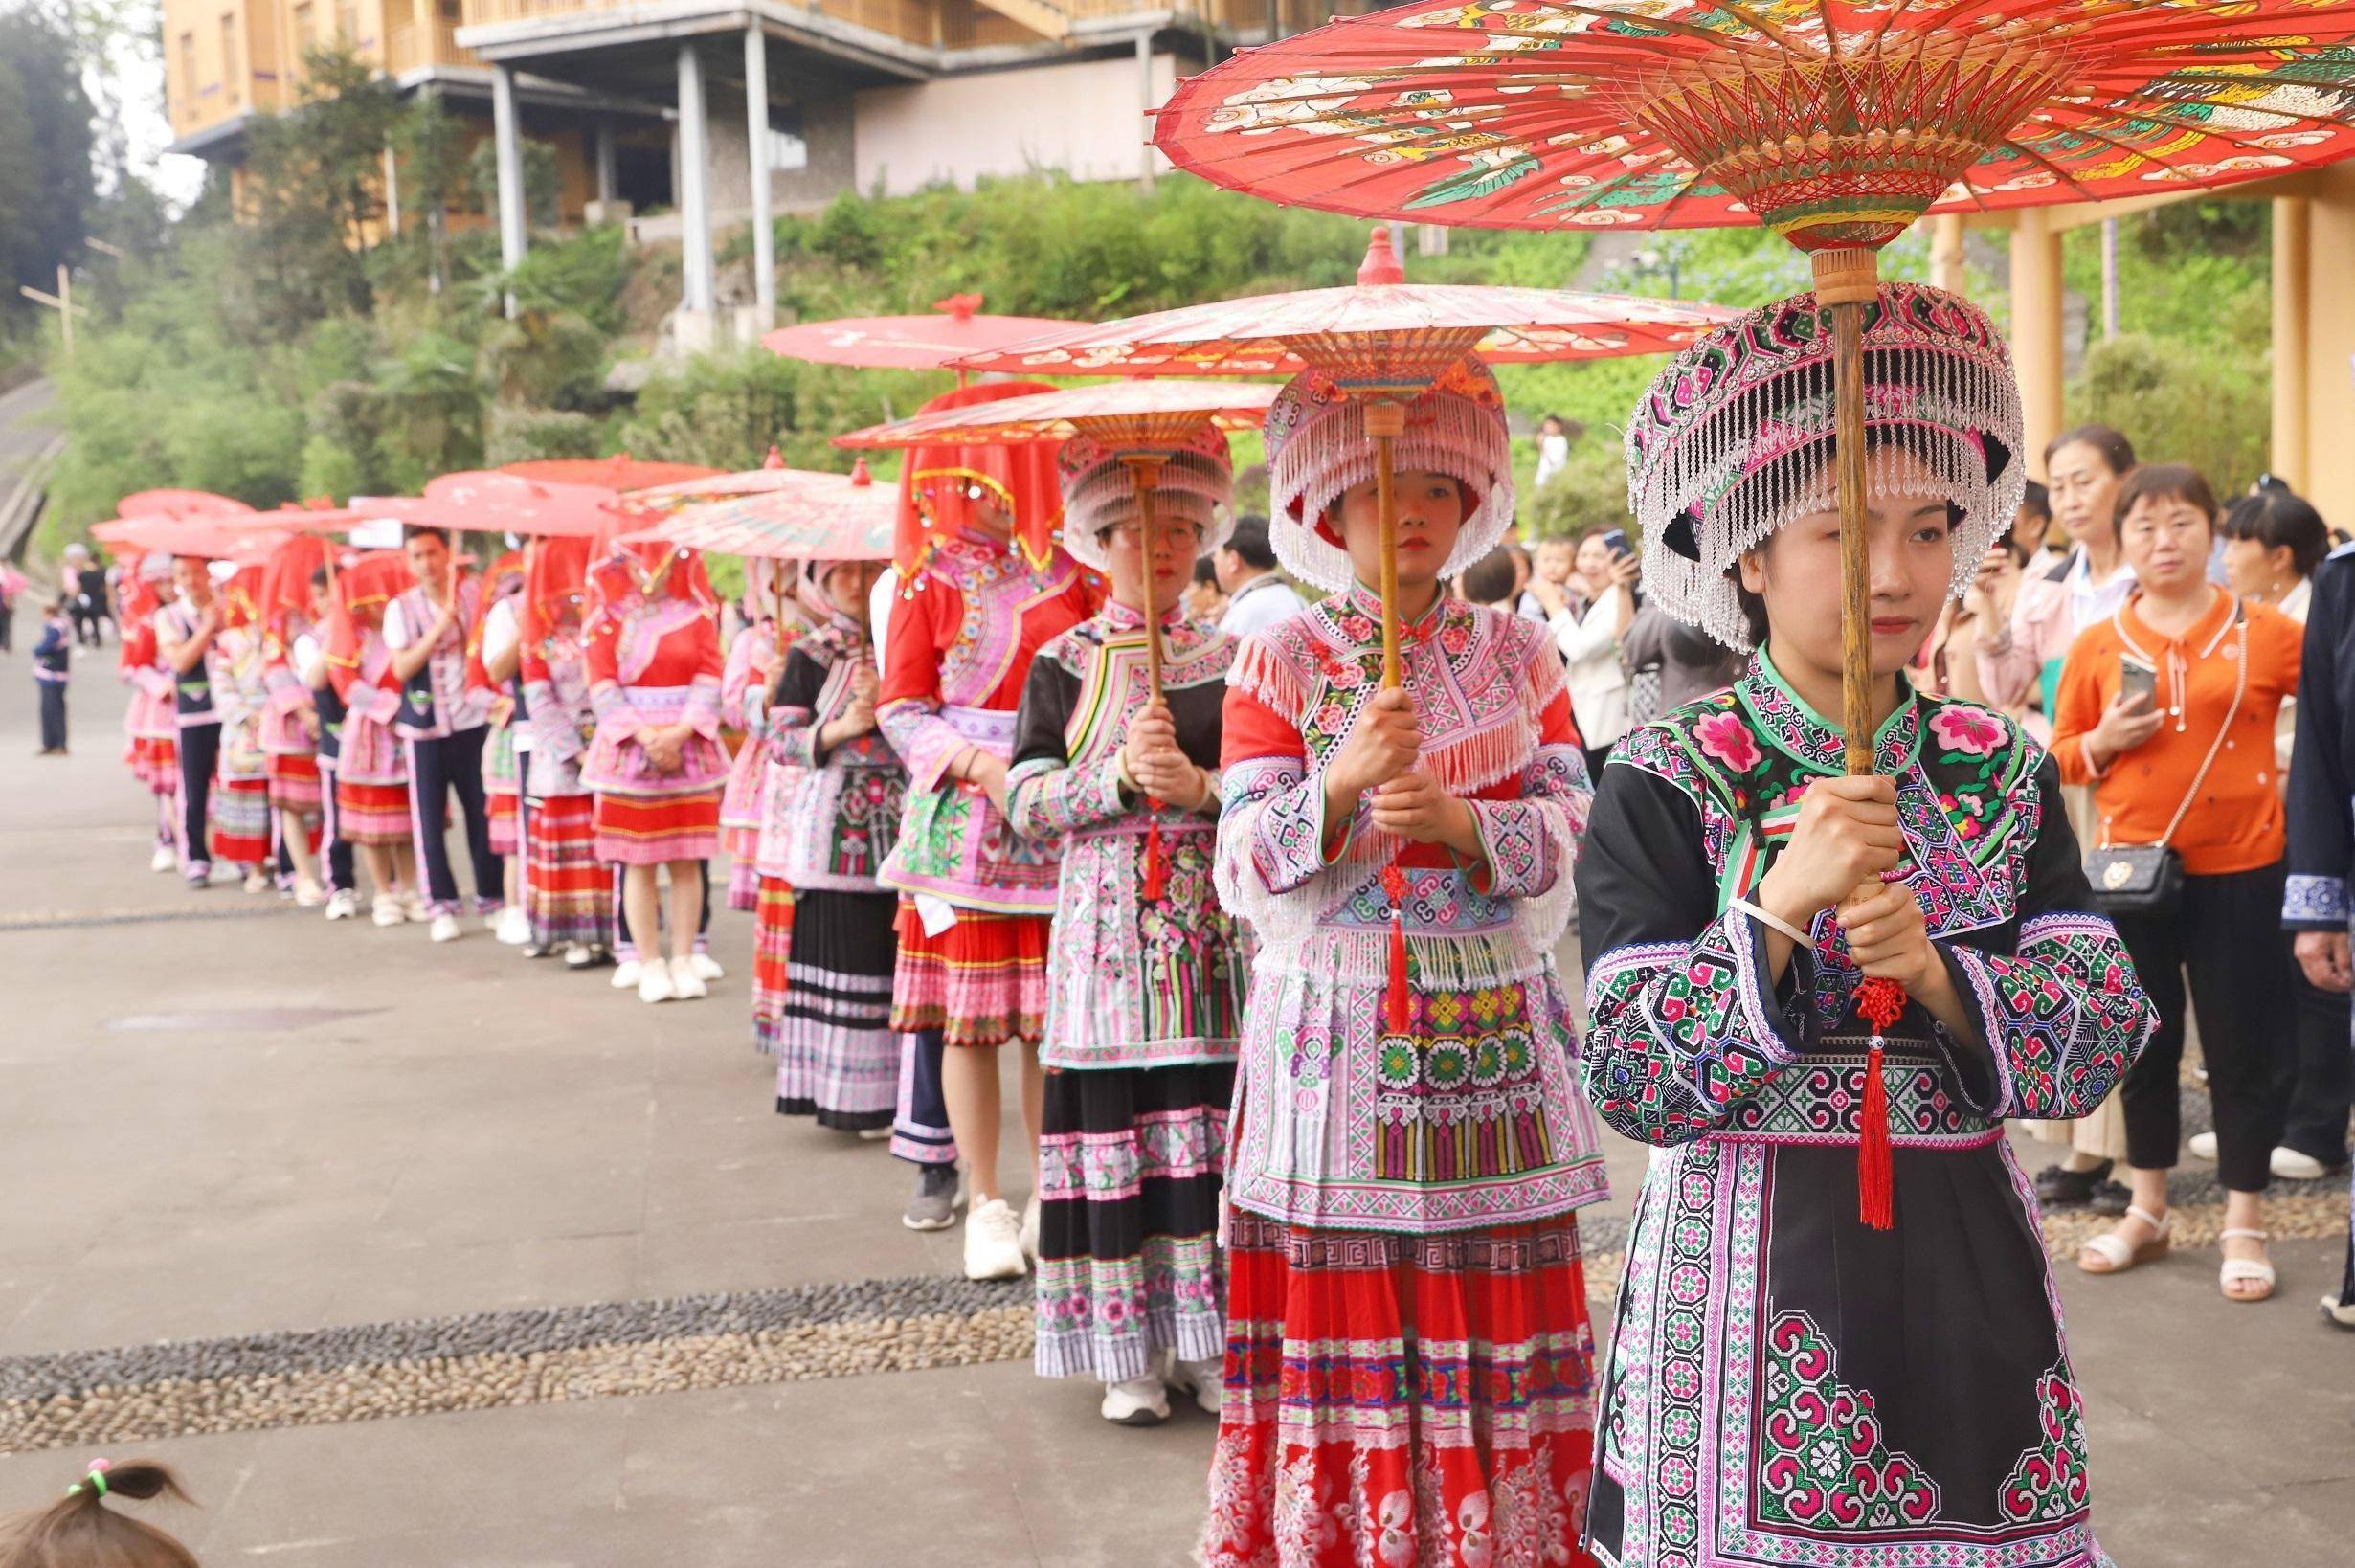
xmin=1550 ymin=524 xmax=1639 ymax=774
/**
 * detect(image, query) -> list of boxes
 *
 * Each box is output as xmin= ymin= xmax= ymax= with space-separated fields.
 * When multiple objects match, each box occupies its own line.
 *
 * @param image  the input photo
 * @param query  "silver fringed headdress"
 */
xmin=1626 ymin=281 xmax=2026 ymax=651
xmin=1056 ymin=426 xmax=1236 ymax=573
xmin=1264 ymin=356 xmax=1515 ymax=593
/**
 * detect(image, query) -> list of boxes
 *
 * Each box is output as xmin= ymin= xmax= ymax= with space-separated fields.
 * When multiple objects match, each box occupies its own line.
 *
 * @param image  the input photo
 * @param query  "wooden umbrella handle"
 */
xmin=1365 ymin=401 xmax=1406 ymax=691
xmin=1815 ymin=246 xmax=1880 ymax=777
xmin=1127 ymin=458 xmax=1168 ymax=704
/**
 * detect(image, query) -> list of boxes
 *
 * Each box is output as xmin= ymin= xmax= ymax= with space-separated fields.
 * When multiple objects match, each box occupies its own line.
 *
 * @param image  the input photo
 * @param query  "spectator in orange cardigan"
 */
xmin=2052 ymin=463 xmax=2303 ymax=1304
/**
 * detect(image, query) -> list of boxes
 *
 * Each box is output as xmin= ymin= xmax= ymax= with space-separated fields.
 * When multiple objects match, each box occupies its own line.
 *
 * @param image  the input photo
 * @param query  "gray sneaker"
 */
xmin=903 ymin=1164 xmax=962 ymax=1231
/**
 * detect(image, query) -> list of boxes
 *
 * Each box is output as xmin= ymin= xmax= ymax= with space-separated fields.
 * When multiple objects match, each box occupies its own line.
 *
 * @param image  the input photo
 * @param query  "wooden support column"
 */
xmin=1930 ymin=213 xmax=1965 ymax=295
xmin=2009 ymin=210 xmax=2065 ymax=479
xmin=2272 ymin=195 xmax=2312 ymax=493
xmin=745 ymin=24 xmax=776 ymax=326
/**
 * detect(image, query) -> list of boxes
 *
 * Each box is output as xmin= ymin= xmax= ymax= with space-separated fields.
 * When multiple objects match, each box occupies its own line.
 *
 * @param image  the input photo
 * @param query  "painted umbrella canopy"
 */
xmin=763 ymin=293 xmax=1087 ymax=371
xmin=1149 ymin=0 xmax=2355 ymax=247
xmin=621 ymin=460 xmax=899 ymax=562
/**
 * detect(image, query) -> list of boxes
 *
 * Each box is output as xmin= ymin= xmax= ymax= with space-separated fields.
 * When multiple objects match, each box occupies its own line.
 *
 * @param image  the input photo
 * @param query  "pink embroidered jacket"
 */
xmin=580 ymin=596 xmax=726 ymax=797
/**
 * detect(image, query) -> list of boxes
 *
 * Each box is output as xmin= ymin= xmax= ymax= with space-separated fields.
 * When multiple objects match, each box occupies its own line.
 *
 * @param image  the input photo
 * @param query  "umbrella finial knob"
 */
xmin=1358 ymin=225 xmax=1405 ymax=287
xmin=933 ymin=292 xmax=983 ymax=321
xmin=763 ymin=446 xmax=785 ymax=469
xmin=849 ymin=459 xmax=874 ymax=487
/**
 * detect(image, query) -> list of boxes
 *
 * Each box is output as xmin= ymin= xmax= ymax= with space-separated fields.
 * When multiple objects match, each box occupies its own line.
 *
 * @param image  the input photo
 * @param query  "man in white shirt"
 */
xmin=1215 ymin=516 xmax=1308 ymax=642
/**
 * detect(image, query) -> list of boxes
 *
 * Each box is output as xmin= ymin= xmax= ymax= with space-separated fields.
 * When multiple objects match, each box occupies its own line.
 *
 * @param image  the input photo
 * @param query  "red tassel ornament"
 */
xmin=1382 ymin=861 xmax=1411 ymax=1034
xmin=1141 ymin=810 xmax=1167 ymax=903
xmin=1853 ymin=975 xmax=1907 ymax=1232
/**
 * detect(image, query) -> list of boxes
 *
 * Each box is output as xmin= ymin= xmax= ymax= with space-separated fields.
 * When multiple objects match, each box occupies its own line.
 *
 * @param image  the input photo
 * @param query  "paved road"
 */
xmin=0 ymin=675 xmax=2349 ymax=1564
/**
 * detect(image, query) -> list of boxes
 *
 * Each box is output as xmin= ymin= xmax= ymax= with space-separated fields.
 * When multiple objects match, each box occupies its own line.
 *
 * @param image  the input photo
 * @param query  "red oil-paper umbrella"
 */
xmin=1150 ymin=0 xmax=2355 ymax=1228
xmin=763 ymin=293 xmax=1086 ymax=382
xmin=955 ymin=230 xmax=1737 ymax=1032
xmin=620 ymin=459 xmax=899 ymax=564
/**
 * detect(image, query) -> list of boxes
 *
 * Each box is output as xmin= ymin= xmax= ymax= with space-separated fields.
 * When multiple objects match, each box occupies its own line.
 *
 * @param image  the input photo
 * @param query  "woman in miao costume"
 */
xmin=718 ymin=560 xmax=808 ymax=913
xmin=1204 ymin=357 xmax=1609 ymax=1567
xmin=212 ymin=567 xmax=278 ymax=892
xmin=1574 ymin=283 xmax=2160 ymax=1568
xmin=325 ymin=551 xmax=424 ymax=925
xmin=292 ymin=565 xmax=361 ymax=921
xmin=876 ymin=381 xmax=1097 ymax=1266
xmin=258 ymin=538 xmax=331 ymax=908
xmin=118 ymin=555 xmax=182 ymax=875
xmin=474 ymin=550 xmax=533 ymax=947
xmin=766 ymin=557 xmax=906 ymax=1132
xmin=1007 ymin=430 xmax=1245 ymax=1427
xmin=518 ymin=537 xmax=613 ymax=967
xmin=580 ymin=540 xmax=728 ymax=1004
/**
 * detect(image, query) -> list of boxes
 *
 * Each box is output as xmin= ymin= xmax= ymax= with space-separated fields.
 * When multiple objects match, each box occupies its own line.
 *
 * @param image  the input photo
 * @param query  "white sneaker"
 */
xmin=1169 ymin=1356 xmax=1223 ymax=1419
xmin=325 ymin=889 xmax=359 ymax=922
xmin=611 ymin=959 xmax=642 ymax=990
xmin=1100 ymin=1376 xmax=1171 ymax=1426
xmin=2273 ymin=1146 xmax=2339 ymax=1181
xmin=294 ymin=877 xmax=325 ymax=908
xmin=429 ymin=913 xmax=462 ymax=944
xmin=639 ymin=962 xmax=677 ymax=1004
xmin=401 ymin=890 xmax=429 ymax=923
xmin=688 ymin=952 xmax=724 ymax=982
xmin=150 ymin=846 xmax=178 ymax=873
xmin=668 ymin=955 xmax=707 ymax=1000
xmin=371 ymin=894 xmax=405 ymax=929
xmin=493 ymin=907 xmax=531 ymax=946
xmin=562 ymin=943 xmax=594 ymax=968
xmin=1020 ymin=1194 xmax=1041 ymax=1260
xmin=2187 ymin=1131 xmax=2219 ymax=1162
xmin=963 ymin=1198 xmax=1027 ymax=1281
xmin=242 ymin=869 xmax=272 ymax=894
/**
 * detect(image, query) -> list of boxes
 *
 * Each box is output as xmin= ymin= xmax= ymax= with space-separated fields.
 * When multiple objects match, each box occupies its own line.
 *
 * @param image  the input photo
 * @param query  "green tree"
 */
xmin=234 ymin=45 xmax=404 ymax=332
xmin=0 ymin=5 xmax=97 ymax=311
xmin=393 ymin=93 xmax=474 ymax=296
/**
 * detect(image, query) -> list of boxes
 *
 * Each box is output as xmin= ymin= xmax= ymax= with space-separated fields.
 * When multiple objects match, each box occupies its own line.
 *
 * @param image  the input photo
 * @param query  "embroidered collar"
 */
xmin=1100 ymin=598 xmax=1188 ymax=631
xmin=1737 ymin=646 xmax=1922 ymax=776
xmin=1340 ymin=580 xmax=1446 ymax=636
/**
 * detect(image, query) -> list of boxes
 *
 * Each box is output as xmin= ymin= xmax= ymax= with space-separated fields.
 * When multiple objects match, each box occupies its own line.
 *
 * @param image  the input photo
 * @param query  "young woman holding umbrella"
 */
xmin=324 ymin=551 xmax=425 ymax=926
xmin=1207 ymin=357 xmax=1608 ymax=1564
xmin=387 ymin=526 xmax=504 ymax=944
xmin=1007 ymin=428 xmax=1245 ymax=1427
xmin=517 ymin=537 xmax=613 ymax=968
xmin=1575 ymin=284 xmax=2159 ymax=1568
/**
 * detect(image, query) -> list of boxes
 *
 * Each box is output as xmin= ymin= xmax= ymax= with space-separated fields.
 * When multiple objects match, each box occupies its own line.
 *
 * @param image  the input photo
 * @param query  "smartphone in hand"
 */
xmin=2120 ymin=656 xmax=2159 ymax=709
xmin=1602 ymin=526 xmax=1633 ymax=560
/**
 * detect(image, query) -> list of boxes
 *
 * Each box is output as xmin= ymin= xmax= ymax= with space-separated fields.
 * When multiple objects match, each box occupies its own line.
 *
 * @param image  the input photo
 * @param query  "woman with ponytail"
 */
xmin=0 ymin=1458 xmax=198 ymax=1568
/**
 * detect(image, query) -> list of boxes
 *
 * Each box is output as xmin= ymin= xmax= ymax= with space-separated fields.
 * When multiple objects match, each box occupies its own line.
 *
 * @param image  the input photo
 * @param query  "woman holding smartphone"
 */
xmin=1552 ymin=524 xmax=1641 ymax=774
xmin=2052 ymin=464 xmax=2303 ymax=1303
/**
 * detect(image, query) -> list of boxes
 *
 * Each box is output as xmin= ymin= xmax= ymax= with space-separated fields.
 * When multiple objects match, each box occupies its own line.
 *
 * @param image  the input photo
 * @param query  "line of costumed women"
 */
xmin=877 ymin=381 xmax=1097 ymax=1254
xmin=518 ymin=537 xmax=613 ymax=963
xmin=1574 ymin=282 xmax=2162 ymax=1568
xmin=580 ymin=541 xmax=727 ymax=1000
xmin=1008 ymin=428 xmax=1245 ymax=1423
xmin=1204 ymin=358 xmax=1610 ymax=1567
xmin=766 ymin=557 xmax=906 ymax=1131
xmin=325 ymin=551 xmax=423 ymax=922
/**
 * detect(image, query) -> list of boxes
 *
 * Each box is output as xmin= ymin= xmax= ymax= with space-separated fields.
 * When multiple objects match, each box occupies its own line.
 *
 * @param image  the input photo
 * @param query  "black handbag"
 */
xmin=2082 ymin=614 xmax=2246 ymax=919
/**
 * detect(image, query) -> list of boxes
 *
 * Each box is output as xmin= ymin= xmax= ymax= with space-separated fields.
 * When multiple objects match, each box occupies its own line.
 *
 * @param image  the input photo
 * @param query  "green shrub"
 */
xmin=2072 ymin=332 xmax=2269 ymax=496
xmin=483 ymin=406 xmax=603 ymax=465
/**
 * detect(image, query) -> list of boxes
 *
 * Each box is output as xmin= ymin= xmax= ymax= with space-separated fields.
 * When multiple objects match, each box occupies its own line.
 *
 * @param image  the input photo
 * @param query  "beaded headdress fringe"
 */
xmin=1626 ymin=284 xmax=2026 ymax=652
xmin=1058 ymin=442 xmax=1235 ymax=572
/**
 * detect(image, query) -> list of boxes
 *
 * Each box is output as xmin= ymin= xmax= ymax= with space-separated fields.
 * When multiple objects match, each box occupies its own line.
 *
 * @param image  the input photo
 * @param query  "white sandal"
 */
xmin=2217 ymin=1227 xmax=2276 ymax=1303
xmin=2077 ymin=1205 xmax=2170 ymax=1275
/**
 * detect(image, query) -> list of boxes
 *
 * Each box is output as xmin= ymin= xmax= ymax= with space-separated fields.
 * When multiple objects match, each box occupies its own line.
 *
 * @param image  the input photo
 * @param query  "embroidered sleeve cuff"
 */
xmin=1722 ymin=911 xmax=1807 ymax=1067
xmin=2283 ymin=872 xmax=2350 ymax=930
xmin=1468 ymin=799 xmax=1556 ymax=900
xmin=1250 ymin=775 xmax=1335 ymax=896
xmin=588 ymin=681 xmax=643 ymax=736
xmin=684 ymin=678 xmax=723 ymax=740
xmin=879 ymin=699 xmax=966 ymax=794
xmin=525 ymin=682 xmax=584 ymax=762
xmin=769 ymin=707 xmax=820 ymax=771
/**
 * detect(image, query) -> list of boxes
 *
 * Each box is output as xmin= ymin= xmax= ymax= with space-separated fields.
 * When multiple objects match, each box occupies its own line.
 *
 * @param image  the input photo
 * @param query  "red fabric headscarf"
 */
xmin=323 ymin=551 xmax=416 ymax=701
xmin=259 ymin=534 xmax=334 ymax=663
xmin=522 ymin=536 xmax=592 ymax=648
xmin=894 ymin=380 xmax=1066 ymax=578
xmin=219 ymin=564 xmax=267 ymax=632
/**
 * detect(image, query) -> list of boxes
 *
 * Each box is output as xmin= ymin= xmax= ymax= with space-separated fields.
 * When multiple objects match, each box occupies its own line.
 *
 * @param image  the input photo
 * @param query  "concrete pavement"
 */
xmin=1 ymin=673 xmax=2350 ymax=1565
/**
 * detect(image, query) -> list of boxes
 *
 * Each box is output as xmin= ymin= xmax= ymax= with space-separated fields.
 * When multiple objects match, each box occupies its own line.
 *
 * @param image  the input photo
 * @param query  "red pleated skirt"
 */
xmin=266 ymin=751 xmax=323 ymax=816
xmin=487 ymin=790 xmax=520 ymax=857
xmin=887 ymin=900 xmax=1049 ymax=1048
xmin=337 ymin=779 xmax=414 ymax=847
xmin=209 ymin=773 xmax=273 ymax=866
xmin=129 ymin=734 xmax=179 ymax=795
xmin=1202 ymin=1212 xmax=1601 ymax=1568
xmin=594 ymin=788 xmax=721 ymax=866
xmin=751 ymin=874 xmax=796 ymax=1035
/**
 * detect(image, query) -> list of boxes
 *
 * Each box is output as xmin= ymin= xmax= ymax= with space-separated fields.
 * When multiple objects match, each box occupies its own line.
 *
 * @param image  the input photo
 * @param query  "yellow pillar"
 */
xmin=1931 ymin=214 xmax=1967 ymax=295
xmin=2272 ymin=195 xmax=2312 ymax=494
xmin=2009 ymin=210 xmax=2066 ymax=480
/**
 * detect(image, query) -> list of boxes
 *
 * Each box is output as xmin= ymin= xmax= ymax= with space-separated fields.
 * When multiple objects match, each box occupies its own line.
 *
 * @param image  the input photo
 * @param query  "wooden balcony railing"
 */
xmin=386 ymin=14 xmax=469 ymax=72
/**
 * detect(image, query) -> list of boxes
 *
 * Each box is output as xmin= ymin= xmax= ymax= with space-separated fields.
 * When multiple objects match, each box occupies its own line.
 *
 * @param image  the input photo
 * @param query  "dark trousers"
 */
xmin=35 ymin=682 xmax=65 ymax=750
xmin=2112 ymin=861 xmax=2298 ymax=1193
xmin=407 ymin=728 xmax=501 ymax=914
xmin=71 ymin=600 xmax=107 ymax=647
xmin=317 ymin=759 xmax=355 ymax=893
xmin=175 ymin=722 xmax=221 ymax=876
xmin=2283 ymin=959 xmax=2353 ymax=1166
xmin=892 ymin=1028 xmax=957 ymax=1168
xmin=0 ymin=599 xmax=13 ymax=651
